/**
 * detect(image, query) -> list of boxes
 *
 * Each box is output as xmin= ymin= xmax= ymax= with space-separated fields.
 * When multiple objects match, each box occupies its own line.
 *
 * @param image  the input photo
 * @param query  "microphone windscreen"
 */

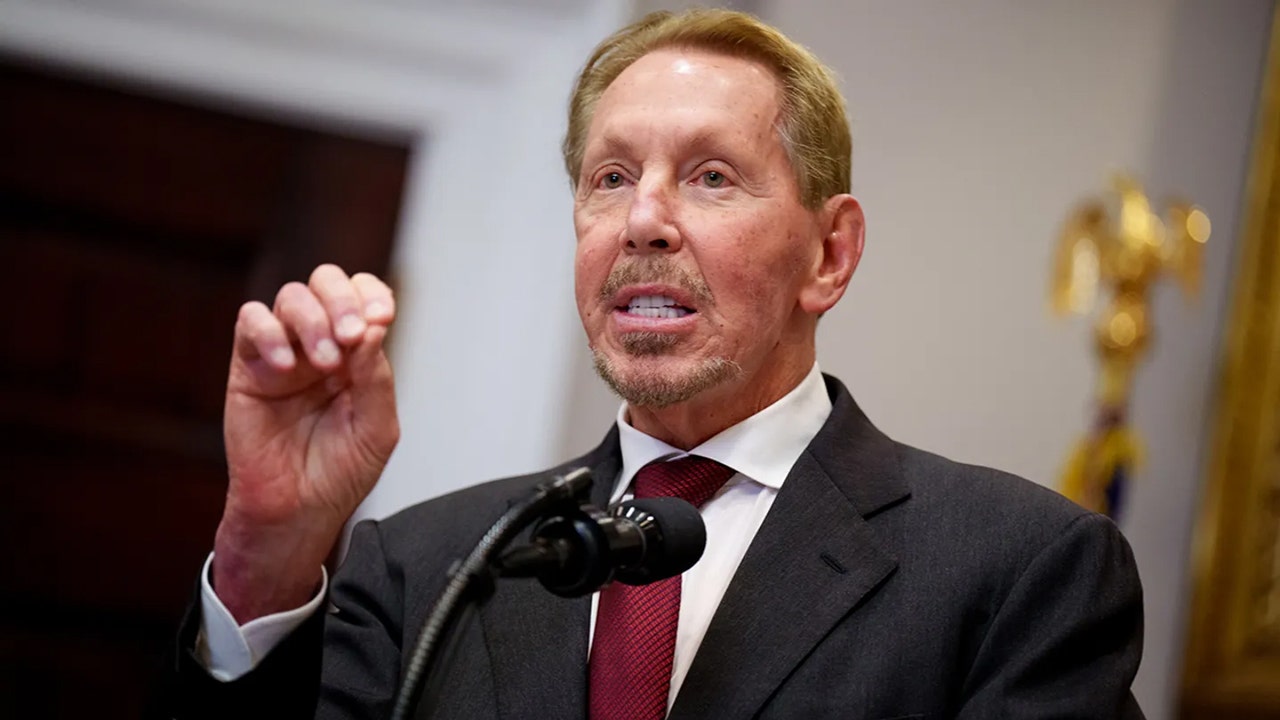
xmin=616 ymin=497 xmax=706 ymax=585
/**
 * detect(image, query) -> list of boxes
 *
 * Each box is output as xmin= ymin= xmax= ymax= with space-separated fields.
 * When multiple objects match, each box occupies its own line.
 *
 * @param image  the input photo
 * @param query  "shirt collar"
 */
xmin=611 ymin=363 xmax=833 ymax=503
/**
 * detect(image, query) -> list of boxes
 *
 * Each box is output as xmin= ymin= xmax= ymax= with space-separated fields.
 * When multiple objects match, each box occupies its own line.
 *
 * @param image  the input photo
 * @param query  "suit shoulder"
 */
xmin=882 ymin=443 xmax=1132 ymax=615
xmin=374 ymin=456 xmax=595 ymax=548
xmin=892 ymin=442 xmax=1103 ymax=547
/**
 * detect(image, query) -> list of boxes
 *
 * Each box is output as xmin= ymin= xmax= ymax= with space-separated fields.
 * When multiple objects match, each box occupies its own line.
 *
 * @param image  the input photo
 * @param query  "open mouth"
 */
xmin=618 ymin=294 xmax=695 ymax=319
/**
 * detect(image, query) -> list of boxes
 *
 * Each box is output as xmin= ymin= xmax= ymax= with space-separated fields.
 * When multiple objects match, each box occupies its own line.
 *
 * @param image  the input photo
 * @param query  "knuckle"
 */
xmin=310 ymin=263 xmax=347 ymax=285
xmin=277 ymin=298 xmax=329 ymax=336
xmin=236 ymin=303 xmax=274 ymax=339
xmin=242 ymin=321 xmax=267 ymax=345
xmin=237 ymin=301 xmax=261 ymax=323
xmin=351 ymin=271 xmax=379 ymax=286
xmin=353 ymin=272 xmax=391 ymax=294
xmin=298 ymin=311 xmax=330 ymax=336
xmin=275 ymin=281 xmax=309 ymax=307
xmin=357 ymin=284 xmax=395 ymax=318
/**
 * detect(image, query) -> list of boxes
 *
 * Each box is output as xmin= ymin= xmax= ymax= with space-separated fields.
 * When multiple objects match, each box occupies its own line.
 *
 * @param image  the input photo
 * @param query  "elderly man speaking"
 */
xmin=164 ymin=9 xmax=1144 ymax=719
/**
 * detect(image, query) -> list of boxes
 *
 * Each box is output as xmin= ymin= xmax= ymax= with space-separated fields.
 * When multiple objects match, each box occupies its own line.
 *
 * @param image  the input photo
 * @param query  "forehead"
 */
xmin=586 ymin=48 xmax=784 ymax=156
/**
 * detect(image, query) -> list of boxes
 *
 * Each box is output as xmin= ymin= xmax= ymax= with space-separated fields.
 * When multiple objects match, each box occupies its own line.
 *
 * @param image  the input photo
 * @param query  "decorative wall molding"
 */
xmin=0 ymin=0 xmax=571 ymax=136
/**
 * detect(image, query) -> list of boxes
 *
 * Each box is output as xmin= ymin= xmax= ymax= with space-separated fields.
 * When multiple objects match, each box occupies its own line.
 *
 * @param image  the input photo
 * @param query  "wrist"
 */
xmin=212 ymin=512 xmax=336 ymax=624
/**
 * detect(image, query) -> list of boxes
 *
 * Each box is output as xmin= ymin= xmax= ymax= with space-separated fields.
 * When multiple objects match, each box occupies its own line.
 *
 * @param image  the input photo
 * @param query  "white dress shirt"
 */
xmin=198 ymin=363 xmax=833 ymax=710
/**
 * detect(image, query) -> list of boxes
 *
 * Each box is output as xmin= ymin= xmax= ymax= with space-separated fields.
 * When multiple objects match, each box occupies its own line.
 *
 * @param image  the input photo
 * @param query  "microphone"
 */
xmin=494 ymin=497 xmax=706 ymax=597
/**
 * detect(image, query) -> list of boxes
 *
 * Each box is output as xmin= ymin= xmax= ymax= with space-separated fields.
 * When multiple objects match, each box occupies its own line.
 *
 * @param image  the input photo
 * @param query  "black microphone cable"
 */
xmin=389 ymin=467 xmax=592 ymax=720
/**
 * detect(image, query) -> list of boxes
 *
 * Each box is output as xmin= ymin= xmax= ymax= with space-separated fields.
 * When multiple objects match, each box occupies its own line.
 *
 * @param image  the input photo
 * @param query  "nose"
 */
xmin=624 ymin=174 xmax=682 ymax=255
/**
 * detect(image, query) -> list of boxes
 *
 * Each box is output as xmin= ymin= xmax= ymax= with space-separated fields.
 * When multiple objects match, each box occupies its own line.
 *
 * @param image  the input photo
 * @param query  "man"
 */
xmin=163 ymin=9 xmax=1144 ymax=719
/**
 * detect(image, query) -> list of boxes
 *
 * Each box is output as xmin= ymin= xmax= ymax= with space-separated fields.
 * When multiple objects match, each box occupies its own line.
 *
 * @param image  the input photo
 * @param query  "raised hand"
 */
xmin=212 ymin=264 xmax=400 ymax=624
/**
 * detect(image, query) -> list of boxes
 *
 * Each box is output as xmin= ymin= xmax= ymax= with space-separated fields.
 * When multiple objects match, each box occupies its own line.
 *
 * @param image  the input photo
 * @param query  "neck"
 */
xmin=626 ymin=346 xmax=815 ymax=450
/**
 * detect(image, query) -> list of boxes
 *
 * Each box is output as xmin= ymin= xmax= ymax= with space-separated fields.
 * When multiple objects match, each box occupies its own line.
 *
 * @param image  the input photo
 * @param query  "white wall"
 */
xmin=562 ymin=1 xmax=1272 ymax=718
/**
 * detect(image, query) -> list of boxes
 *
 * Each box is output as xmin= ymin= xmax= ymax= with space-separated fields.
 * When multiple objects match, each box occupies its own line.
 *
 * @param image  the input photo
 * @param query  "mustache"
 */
xmin=599 ymin=257 xmax=714 ymax=306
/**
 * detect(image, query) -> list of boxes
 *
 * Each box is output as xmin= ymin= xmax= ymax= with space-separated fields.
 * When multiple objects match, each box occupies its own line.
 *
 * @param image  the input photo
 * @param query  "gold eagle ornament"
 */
xmin=1051 ymin=173 xmax=1209 ymax=519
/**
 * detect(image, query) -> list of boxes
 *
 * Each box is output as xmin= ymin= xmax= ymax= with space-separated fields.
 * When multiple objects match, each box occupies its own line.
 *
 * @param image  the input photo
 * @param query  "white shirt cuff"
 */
xmin=195 ymin=552 xmax=328 ymax=681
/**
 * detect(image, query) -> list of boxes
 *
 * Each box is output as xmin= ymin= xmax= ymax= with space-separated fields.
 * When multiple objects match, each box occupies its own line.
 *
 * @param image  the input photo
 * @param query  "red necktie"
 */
xmin=588 ymin=456 xmax=736 ymax=720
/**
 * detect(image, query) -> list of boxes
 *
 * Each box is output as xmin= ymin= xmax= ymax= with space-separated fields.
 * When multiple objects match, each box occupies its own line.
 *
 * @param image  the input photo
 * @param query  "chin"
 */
xmin=591 ymin=349 xmax=741 ymax=408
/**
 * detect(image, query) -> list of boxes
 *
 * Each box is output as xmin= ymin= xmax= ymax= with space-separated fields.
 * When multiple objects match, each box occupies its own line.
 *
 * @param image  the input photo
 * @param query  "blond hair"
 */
xmin=563 ymin=9 xmax=851 ymax=209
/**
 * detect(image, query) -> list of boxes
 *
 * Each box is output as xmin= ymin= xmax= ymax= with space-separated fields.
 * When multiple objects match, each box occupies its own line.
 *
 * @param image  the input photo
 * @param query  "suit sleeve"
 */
xmin=316 ymin=519 xmax=407 ymax=719
xmin=158 ymin=519 xmax=404 ymax=720
xmin=955 ymin=512 xmax=1146 ymax=720
xmin=160 ymin=566 xmax=326 ymax=720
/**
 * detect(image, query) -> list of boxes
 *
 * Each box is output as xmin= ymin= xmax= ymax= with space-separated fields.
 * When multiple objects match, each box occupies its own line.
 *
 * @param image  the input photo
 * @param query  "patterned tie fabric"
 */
xmin=588 ymin=456 xmax=736 ymax=720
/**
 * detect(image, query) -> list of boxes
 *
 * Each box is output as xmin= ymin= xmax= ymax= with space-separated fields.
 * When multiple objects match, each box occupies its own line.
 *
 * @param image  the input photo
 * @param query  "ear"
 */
xmin=798 ymin=194 xmax=865 ymax=314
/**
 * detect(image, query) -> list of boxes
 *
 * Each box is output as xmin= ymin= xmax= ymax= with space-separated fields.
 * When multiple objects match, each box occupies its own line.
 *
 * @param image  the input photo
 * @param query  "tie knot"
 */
xmin=633 ymin=455 xmax=735 ymax=508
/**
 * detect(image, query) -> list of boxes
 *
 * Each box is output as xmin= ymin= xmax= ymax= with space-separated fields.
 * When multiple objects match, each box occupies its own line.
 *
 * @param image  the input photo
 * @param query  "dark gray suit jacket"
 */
xmin=164 ymin=375 xmax=1144 ymax=719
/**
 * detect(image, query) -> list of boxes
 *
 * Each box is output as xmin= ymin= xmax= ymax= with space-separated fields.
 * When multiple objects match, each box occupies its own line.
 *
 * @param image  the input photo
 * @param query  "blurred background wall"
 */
xmin=0 ymin=0 xmax=1272 ymax=718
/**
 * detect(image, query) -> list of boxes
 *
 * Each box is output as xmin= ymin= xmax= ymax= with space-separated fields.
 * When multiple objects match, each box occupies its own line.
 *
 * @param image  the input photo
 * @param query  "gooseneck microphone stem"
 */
xmin=389 ymin=467 xmax=593 ymax=720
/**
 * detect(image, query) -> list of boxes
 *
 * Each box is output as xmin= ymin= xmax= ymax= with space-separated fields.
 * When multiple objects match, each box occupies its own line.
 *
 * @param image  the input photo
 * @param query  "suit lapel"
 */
xmin=477 ymin=427 xmax=622 ymax=720
xmin=669 ymin=376 xmax=909 ymax=720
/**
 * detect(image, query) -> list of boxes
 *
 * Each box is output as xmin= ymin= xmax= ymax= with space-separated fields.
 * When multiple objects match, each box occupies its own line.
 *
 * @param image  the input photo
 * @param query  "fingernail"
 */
xmin=336 ymin=314 xmax=366 ymax=340
xmin=365 ymin=302 xmax=389 ymax=320
xmin=314 ymin=339 xmax=340 ymax=366
xmin=269 ymin=347 xmax=295 ymax=367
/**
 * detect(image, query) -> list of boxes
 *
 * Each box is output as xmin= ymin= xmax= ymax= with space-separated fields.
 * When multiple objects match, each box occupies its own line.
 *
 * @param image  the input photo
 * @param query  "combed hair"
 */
xmin=562 ymin=8 xmax=851 ymax=209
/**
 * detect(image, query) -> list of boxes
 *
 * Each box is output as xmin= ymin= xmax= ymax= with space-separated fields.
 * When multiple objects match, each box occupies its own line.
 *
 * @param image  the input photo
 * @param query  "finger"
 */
xmin=347 ymin=323 xmax=392 ymax=389
xmin=309 ymin=264 xmax=366 ymax=347
xmin=351 ymin=273 xmax=396 ymax=325
xmin=235 ymin=301 xmax=296 ymax=370
xmin=345 ymin=324 xmax=399 ymax=456
xmin=274 ymin=282 xmax=342 ymax=370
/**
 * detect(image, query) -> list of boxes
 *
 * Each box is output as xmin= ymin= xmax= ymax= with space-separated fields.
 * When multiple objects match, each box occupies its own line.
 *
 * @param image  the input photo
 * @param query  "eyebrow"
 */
xmin=589 ymin=127 xmax=745 ymax=166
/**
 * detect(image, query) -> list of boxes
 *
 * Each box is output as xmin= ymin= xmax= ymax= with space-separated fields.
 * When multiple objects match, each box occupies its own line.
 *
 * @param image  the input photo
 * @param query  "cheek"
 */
xmin=702 ymin=230 xmax=810 ymax=343
xmin=709 ymin=214 xmax=805 ymax=298
xmin=574 ymin=240 xmax=611 ymax=320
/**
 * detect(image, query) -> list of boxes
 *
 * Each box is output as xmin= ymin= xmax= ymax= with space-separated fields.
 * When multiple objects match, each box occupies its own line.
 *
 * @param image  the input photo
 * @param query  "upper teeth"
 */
xmin=626 ymin=295 xmax=690 ymax=318
xmin=629 ymin=295 xmax=679 ymax=309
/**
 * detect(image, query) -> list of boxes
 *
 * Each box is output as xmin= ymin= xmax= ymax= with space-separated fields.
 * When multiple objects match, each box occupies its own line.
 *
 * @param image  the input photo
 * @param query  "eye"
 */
xmin=600 ymin=171 xmax=625 ymax=189
xmin=700 ymin=170 xmax=727 ymax=188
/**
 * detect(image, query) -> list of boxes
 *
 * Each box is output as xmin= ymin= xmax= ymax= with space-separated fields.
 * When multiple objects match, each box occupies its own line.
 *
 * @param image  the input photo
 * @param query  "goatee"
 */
xmin=592 ymin=348 xmax=741 ymax=408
